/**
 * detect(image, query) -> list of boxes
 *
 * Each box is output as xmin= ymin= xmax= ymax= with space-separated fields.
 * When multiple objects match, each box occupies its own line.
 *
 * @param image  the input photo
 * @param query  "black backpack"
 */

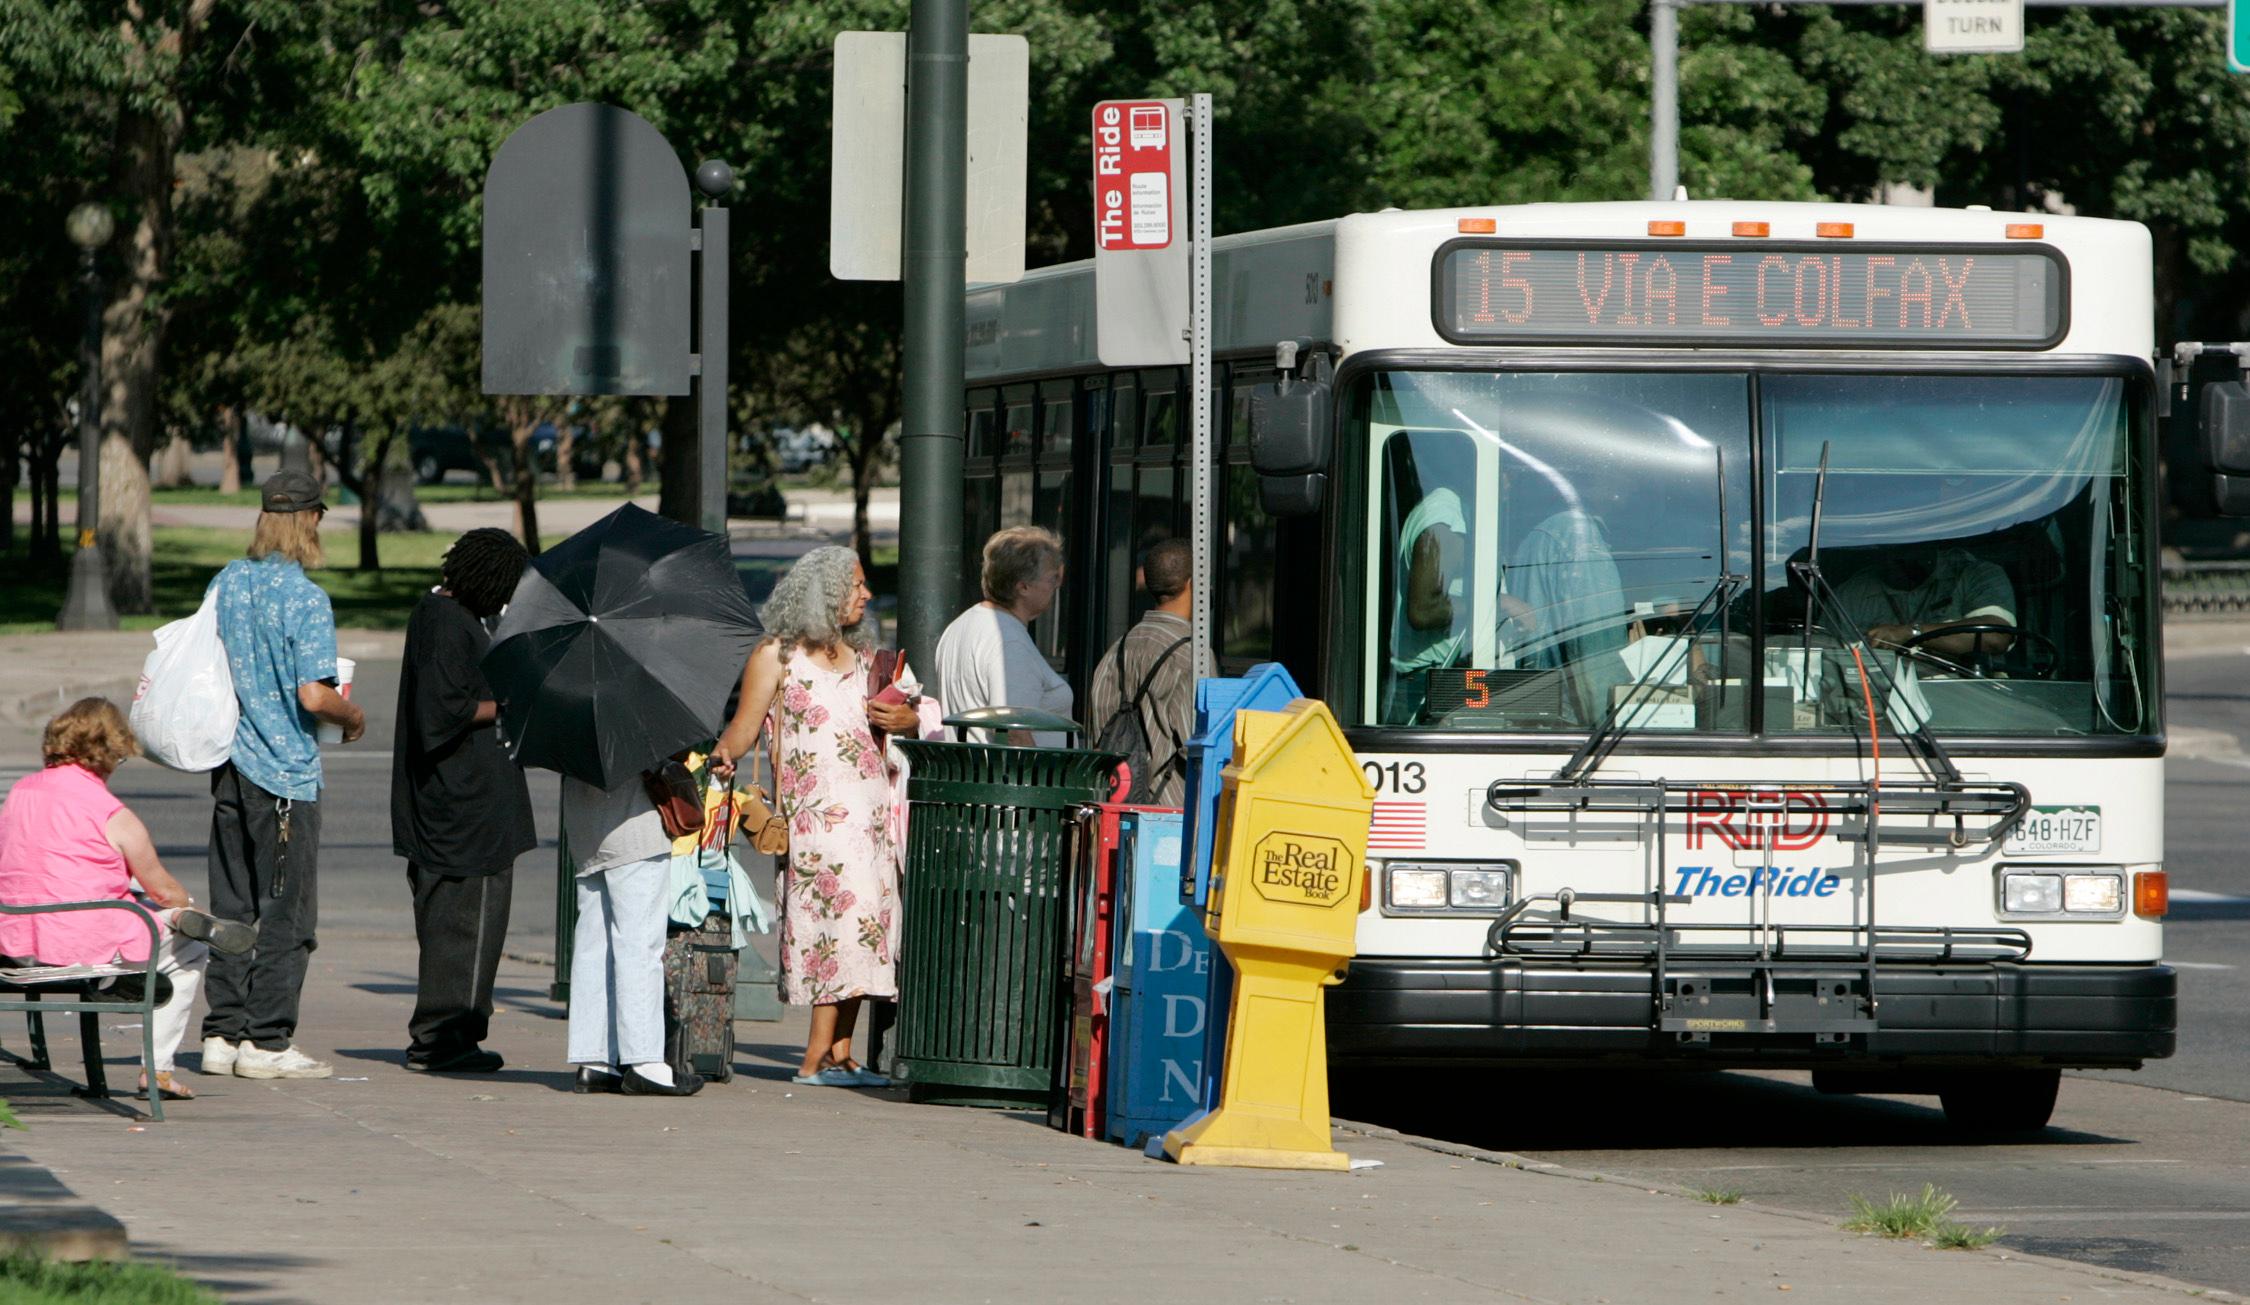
xmin=1094 ymin=633 xmax=1191 ymax=804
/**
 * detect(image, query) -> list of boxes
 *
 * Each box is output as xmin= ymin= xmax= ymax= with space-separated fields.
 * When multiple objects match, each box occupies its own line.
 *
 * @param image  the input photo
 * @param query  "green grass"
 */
xmin=0 ymin=527 xmax=566 ymax=634
xmin=1690 ymin=1185 xmax=1743 ymax=1205
xmin=1931 ymin=1222 xmax=2006 ymax=1250
xmin=1842 ymin=1184 xmax=2002 ymax=1248
xmin=0 ymin=1254 xmax=218 ymax=1305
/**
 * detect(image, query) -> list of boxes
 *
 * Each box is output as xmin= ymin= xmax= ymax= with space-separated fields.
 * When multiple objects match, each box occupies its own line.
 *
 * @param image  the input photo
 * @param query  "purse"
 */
xmin=641 ymin=755 xmax=705 ymax=840
xmin=737 ymin=728 xmax=790 ymax=857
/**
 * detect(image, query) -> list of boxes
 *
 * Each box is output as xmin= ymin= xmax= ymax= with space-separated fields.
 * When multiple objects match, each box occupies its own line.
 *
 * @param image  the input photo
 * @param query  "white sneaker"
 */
xmin=198 ymin=1036 xmax=241 ymax=1076
xmin=232 ymin=1044 xmax=333 ymax=1079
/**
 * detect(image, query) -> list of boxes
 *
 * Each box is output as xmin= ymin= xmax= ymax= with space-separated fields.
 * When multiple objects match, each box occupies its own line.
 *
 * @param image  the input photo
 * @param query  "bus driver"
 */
xmin=1833 ymin=545 xmax=2017 ymax=667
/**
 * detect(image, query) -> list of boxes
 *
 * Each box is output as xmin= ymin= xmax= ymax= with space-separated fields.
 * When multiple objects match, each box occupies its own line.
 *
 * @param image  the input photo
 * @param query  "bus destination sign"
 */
xmin=1436 ymin=242 xmax=2065 ymax=348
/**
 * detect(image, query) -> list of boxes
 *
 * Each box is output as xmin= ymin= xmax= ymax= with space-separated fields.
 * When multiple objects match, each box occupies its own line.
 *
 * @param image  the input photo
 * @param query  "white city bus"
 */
xmin=962 ymin=201 xmax=2177 ymax=1132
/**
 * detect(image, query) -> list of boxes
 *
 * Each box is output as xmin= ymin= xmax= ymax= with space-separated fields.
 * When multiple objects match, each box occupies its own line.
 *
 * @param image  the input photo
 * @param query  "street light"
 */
xmin=58 ymin=201 xmax=117 ymax=631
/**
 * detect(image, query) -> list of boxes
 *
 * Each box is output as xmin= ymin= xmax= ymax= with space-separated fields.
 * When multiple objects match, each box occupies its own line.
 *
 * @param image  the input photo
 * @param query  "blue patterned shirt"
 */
xmin=212 ymin=558 xmax=338 ymax=801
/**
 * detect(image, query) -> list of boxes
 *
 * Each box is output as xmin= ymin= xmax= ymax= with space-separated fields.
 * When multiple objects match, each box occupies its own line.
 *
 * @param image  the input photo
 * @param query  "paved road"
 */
xmin=1353 ymin=643 xmax=2250 ymax=1296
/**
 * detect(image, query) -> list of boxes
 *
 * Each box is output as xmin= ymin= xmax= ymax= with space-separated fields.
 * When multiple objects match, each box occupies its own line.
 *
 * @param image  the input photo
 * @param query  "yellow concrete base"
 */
xmin=1165 ymin=1138 xmax=1351 ymax=1171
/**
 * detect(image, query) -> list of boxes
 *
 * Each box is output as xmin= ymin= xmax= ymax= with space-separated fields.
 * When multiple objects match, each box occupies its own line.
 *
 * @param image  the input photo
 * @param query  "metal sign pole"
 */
xmin=1647 ymin=0 xmax=2226 ymax=201
xmin=1189 ymin=93 xmax=1214 ymax=680
xmin=695 ymin=162 xmax=734 ymax=537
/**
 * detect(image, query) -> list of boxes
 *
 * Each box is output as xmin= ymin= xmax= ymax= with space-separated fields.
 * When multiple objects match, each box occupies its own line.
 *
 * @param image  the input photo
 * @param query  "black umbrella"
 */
xmin=482 ymin=503 xmax=761 ymax=789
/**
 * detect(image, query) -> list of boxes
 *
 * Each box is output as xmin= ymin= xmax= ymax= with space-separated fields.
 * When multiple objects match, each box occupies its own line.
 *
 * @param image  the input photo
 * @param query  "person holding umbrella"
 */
xmin=710 ymin=546 xmax=922 ymax=1087
xmin=482 ymin=505 xmax=763 ymax=1098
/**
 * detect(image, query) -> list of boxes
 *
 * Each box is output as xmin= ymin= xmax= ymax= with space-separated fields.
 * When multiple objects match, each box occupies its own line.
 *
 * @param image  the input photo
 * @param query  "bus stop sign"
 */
xmin=2232 ymin=0 xmax=2250 ymax=73
xmin=482 ymin=103 xmax=692 ymax=396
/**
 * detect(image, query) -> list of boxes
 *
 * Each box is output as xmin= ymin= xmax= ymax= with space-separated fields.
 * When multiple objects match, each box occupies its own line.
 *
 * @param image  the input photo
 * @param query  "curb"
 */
xmin=0 ymin=1155 xmax=127 ymax=1263
xmin=1333 ymin=1113 xmax=2245 ymax=1303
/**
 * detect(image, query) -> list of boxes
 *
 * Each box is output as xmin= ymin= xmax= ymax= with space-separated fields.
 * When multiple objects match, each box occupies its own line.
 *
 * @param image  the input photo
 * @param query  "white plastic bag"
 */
xmin=129 ymin=587 xmax=237 ymax=772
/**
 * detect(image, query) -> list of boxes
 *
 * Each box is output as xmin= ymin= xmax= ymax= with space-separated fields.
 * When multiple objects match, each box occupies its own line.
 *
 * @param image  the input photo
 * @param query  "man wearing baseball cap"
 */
xmin=198 ymin=470 xmax=365 ymax=1081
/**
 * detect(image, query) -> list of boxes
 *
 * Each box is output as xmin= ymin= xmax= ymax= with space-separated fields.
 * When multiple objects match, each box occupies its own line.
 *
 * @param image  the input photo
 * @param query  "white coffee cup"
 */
xmin=317 ymin=657 xmax=357 ymax=744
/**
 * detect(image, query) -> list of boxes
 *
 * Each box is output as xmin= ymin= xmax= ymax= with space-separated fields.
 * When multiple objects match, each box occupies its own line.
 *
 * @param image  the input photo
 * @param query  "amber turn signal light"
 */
xmin=1361 ymin=869 xmax=1373 ymax=914
xmin=1457 ymin=217 xmax=1497 ymax=234
xmin=2006 ymin=223 xmax=2045 ymax=239
xmin=1647 ymin=220 xmax=1686 ymax=237
xmin=2134 ymin=870 xmax=2169 ymax=918
xmin=1732 ymin=221 xmax=1770 ymax=238
xmin=1816 ymin=222 xmax=1854 ymax=239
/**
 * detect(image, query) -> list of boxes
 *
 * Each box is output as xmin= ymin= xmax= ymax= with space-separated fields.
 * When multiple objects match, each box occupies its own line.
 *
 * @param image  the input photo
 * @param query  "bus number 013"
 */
xmin=1363 ymin=760 xmax=1426 ymax=794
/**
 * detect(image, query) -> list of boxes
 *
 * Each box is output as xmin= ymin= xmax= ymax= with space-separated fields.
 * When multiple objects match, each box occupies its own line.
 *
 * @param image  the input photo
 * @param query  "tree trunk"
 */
xmin=151 ymin=428 xmax=193 ymax=488
xmin=356 ymin=427 xmax=386 ymax=572
xmin=850 ymin=441 xmax=877 ymax=563
xmin=657 ymin=395 xmax=696 ymax=524
xmin=217 ymin=405 xmax=243 ymax=495
xmin=555 ymin=424 xmax=576 ymax=490
xmin=1 ymin=430 xmax=17 ymax=555
xmin=35 ymin=430 xmax=61 ymax=562
xmin=98 ymin=435 xmax=154 ymax=614
xmin=505 ymin=402 xmax=543 ymax=555
xmin=623 ymin=425 xmax=646 ymax=496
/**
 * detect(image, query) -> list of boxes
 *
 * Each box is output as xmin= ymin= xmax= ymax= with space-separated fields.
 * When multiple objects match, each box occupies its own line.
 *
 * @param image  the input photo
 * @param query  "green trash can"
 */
xmin=894 ymin=709 xmax=1120 ymax=1109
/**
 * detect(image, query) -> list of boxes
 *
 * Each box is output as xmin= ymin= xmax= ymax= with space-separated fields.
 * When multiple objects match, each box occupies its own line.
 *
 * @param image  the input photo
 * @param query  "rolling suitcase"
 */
xmin=664 ymin=909 xmax=739 ymax=1082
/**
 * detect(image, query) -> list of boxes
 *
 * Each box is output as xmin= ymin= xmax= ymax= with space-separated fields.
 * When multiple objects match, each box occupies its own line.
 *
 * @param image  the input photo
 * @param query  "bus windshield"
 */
xmin=1360 ymin=369 xmax=2154 ymax=738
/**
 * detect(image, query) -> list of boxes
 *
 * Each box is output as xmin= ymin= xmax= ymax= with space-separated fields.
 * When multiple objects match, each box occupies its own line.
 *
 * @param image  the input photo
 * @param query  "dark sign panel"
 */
xmin=1435 ymin=242 xmax=2065 ymax=349
xmin=483 ymin=103 xmax=692 ymax=397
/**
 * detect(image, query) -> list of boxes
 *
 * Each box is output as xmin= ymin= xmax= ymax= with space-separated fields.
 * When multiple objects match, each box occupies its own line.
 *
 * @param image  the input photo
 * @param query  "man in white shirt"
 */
xmin=933 ymin=526 xmax=1074 ymax=746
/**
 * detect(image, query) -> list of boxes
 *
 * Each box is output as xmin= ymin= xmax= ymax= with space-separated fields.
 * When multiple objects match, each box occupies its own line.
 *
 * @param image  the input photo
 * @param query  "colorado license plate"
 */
xmin=2005 ymin=805 xmax=2102 ymax=855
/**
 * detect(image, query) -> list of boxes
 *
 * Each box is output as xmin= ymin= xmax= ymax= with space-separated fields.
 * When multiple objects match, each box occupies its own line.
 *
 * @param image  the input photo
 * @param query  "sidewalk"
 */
xmin=0 ymin=926 xmax=2220 ymax=1305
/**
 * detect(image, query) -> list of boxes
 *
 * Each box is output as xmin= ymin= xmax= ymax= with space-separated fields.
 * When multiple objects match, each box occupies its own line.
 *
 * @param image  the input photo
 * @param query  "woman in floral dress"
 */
xmin=712 ymin=546 xmax=922 ymax=1087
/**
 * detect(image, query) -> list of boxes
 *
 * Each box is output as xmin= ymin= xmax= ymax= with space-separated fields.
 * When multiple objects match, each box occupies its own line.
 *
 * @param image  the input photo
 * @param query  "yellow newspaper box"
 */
xmin=1163 ymin=699 xmax=1373 ymax=1171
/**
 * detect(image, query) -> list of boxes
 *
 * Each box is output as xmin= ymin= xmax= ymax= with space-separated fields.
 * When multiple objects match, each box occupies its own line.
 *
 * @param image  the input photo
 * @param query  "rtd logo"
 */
xmin=1684 ymin=789 xmax=1831 ymax=852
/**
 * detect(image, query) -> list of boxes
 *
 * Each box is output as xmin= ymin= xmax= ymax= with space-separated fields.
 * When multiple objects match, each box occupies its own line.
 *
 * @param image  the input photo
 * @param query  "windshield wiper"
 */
xmin=1556 ymin=448 xmax=1744 ymax=784
xmin=1789 ymin=440 xmax=1964 ymax=787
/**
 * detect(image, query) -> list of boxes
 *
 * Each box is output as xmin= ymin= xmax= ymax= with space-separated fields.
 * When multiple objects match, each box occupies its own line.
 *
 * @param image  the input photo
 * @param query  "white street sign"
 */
xmin=830 ymin=31 xmax=1028 ymax=284
xmin=1925 ymin=0 xmax=2024 ymax=55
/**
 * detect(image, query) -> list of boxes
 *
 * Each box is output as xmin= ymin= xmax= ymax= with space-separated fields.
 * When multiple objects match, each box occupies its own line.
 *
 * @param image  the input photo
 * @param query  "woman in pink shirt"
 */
xmin=0 ymin=699 xmax=253 ymax=1100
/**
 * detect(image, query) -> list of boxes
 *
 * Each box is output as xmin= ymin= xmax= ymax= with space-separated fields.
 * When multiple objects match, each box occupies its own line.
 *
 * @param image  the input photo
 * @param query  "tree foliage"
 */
xmin=8 ymin=0 xmax=2250 ymax=594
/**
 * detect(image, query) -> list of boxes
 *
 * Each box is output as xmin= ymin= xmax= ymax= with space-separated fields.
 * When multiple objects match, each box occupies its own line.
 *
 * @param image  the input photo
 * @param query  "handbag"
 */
xmin=736 ymin=728 xmax=790 ymax=858
xmin=641 ymin=755 xmax=705 ymax=840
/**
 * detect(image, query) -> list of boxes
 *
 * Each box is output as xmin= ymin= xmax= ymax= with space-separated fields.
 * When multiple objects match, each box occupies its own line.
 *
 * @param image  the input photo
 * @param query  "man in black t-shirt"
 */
xmin=390 ymin=529 xmax=535 ymax=1073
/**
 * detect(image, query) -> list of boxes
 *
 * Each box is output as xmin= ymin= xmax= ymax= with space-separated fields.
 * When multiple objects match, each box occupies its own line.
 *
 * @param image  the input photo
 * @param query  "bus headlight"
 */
xmin=2062 ymin=874 xmax=2123 ymax=914
xmin=1998 ymin=867 xmax=2125 ymax=918
xmin=1384 ymin=863 xmax=1515 ymax=914
xmin=2002 ymin=872 xmax=2063 ymax=915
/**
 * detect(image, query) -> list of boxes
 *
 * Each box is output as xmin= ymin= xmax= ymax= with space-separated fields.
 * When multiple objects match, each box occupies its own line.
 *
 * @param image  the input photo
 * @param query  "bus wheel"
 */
xmin=1937 ymin=1069 xmax=2060 ymax=1136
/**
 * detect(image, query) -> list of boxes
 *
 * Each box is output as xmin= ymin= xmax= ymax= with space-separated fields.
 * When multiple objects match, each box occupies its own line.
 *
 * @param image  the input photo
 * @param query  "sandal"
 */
xmin=139 ymin=1071 xmax=195 ymax=1101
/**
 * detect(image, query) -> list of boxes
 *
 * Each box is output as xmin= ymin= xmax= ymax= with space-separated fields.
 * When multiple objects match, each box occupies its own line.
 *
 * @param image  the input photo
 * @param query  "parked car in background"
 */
xmin=409 ymin=425 xmax=488 ymax=485
xmin=773 ymin=425 xmax=837 ymax=474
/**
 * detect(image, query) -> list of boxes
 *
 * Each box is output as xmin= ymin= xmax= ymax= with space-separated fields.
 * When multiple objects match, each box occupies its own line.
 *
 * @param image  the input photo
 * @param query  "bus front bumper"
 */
xmin=1327 ymin=959 xmax=2176 ymax=1069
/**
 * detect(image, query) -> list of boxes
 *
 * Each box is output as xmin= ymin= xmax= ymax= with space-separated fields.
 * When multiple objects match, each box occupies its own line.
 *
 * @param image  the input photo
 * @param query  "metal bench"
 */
xmin=0 ymin=901 xmax=167 ymax=1121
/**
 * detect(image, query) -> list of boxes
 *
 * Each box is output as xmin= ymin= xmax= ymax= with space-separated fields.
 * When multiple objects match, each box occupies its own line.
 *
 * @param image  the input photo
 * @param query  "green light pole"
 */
xmin=58 ymin=202 xmax=117 ymax=632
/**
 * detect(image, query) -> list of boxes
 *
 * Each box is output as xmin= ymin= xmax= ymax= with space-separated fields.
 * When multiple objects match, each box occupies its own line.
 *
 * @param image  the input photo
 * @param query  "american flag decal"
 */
xmin=1368 ymin=800 xmax=1426 ymax=851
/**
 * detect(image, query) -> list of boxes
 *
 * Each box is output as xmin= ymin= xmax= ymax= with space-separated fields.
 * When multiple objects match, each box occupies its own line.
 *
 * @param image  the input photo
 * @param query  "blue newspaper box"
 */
xmin=1104 ymin=811 xmax=1211 ymax=1147
xmin=1177 ymin=664 xmax=1305 ymax=1115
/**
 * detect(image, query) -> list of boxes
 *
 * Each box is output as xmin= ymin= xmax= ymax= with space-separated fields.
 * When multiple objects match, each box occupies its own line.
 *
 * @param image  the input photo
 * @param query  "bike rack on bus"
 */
xmin=1480 ymin=777 xmax=2033 ymax=1042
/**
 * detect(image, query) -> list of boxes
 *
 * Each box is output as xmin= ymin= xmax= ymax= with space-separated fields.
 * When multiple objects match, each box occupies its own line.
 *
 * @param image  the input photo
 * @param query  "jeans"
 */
xmin=566 ymin=855 xmax=668 ymax=1069
xmin=148 ymin=918 xmax=209 ymax=1073
xmin=202 ymin=764 xmax=319 ymax=1051
xmin=407 ymin=864 xmax=513 ymax=1060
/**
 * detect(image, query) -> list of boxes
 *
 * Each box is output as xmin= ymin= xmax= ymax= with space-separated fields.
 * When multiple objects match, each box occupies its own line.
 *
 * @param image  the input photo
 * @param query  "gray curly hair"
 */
xmin=759 ymin=545 xmax=873 ymax=653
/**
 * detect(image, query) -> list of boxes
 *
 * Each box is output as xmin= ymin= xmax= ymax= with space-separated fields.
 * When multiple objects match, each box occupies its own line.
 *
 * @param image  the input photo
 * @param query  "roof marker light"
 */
xmin=1457 ymin=217 xmax=1496 ymax=234
xmin=2006 ymin=223 xmax=2045 ymax=240
xmin=1732 ymin=221 xmax=1770 ymax=238
xmin=1816 ymin=222 xmax=1854 ymax=239
xmin=1647 ymin=220 xmax=1686 ymax=237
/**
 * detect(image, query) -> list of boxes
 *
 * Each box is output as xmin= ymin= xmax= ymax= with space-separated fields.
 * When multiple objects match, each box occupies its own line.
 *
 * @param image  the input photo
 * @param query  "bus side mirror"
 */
xmin=2201 ymin=382 xmax=2250 ymax=516
xmin=1249 ymin=356 xmax=1332 ymax=517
